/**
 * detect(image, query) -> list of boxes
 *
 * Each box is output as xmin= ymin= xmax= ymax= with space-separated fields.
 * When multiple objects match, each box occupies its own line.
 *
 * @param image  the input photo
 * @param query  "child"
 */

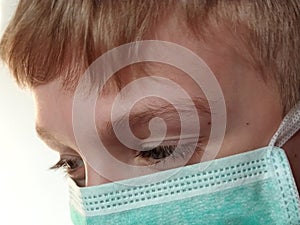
xmin=1 ymin=1 xmax=299 ymax=224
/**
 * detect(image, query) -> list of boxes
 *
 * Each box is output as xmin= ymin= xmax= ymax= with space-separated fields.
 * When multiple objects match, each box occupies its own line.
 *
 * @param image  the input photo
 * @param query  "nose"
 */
xmin=85 ymin=163 xmax=111 ymax=187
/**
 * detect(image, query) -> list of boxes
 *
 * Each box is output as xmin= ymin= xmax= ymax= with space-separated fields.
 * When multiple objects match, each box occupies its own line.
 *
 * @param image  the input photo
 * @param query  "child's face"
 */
xmin=32 ymin=20 xmax=283 ymax=187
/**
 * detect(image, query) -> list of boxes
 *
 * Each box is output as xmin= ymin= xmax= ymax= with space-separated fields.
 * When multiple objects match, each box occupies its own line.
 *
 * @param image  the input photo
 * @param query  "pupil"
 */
xmin=66 ymin=160 xmax=76 ymax=169
xmin=143 ymin=146 xmax=174 ymax=159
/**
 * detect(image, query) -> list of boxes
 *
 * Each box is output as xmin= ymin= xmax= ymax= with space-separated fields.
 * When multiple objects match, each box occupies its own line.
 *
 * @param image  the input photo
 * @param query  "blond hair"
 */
xmin=1 ymin=0 xmax=299 ymax=114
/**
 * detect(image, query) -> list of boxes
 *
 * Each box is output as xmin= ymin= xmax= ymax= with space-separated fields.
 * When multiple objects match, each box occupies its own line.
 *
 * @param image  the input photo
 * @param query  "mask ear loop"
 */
xmin=268 ymin=101 xmax=300 ymax=148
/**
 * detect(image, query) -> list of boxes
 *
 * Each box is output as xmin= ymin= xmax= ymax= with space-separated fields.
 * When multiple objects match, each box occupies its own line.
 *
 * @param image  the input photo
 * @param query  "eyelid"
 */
xmin=143 ymin=134 xmax=201 ymax=142
xmin=49 ymin=155 xmax=83 ymax=170
xmin=49 ymin=156 xmax=85 ymax=185
xmin=140 ymin=135 xmax=202 ymax=150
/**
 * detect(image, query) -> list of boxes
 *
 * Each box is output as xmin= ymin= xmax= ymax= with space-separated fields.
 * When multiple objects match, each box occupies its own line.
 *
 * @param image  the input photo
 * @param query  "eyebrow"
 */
xmin=105 ymin=97 xmax=211 ymax=136
xmin=36 ymin=97 xmax=211 ymax=148
xmin=35 ymin=125 xmax=68 ymax=150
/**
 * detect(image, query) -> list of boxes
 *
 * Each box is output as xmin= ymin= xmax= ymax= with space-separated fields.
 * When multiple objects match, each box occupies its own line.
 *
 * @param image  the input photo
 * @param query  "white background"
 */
xmin=0 ymin=1 xmax=73 ymax=224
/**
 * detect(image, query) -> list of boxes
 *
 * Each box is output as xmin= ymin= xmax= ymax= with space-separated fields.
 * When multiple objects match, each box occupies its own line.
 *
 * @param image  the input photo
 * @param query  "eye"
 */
xmin=63 ymin=158 xmax=84 ymax=171
xmin=50 ymin=157 xmax=84 ymax=171
xmin=50 ymin=156 xmax=85 ymax=186
xmin=135 ymin=143 xmax=201 ymax=163
xmin=136 ymin=145 xmax=175 ymax=160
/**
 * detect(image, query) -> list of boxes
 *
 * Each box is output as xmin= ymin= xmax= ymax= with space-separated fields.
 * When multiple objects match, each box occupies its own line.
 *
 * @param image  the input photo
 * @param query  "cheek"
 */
xmin=85 ymin=163 xmax=111 ymax=186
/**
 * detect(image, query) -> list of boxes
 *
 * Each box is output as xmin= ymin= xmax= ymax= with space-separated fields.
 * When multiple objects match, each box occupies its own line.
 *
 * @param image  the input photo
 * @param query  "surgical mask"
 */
xmin=68 ymin=102 xmax=300 ymax=225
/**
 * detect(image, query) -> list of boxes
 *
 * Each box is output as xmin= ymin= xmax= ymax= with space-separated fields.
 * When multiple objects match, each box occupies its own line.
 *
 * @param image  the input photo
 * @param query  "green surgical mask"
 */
xmin=68 ymin=102 xmax=300 ymax=225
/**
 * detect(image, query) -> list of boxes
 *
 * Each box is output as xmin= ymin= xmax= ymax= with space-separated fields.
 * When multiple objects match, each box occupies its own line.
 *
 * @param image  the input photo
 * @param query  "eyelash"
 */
xmin=50 ymin=144 xmax=202 ymax=178
xmin=50 ymin=157 xmax=84 ymax=172
xmin=136 ymin=144 xmax=195 ymax=161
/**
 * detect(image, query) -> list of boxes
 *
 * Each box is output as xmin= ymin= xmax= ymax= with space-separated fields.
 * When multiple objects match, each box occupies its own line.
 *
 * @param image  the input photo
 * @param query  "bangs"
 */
xmin=1 ymin=0 xmax=299 ymax=113
xmin=0 ymin=0 xmax=174 ymax=89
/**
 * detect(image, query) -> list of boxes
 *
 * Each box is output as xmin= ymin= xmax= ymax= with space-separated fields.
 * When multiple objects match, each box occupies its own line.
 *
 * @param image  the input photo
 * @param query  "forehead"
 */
xmin=32 ymin=20 xmax=257 ymax=153
xmin=33 ymin=67 xmax=214 ymax=159
xmin=33 ymin=60 xmax=209 ymax=127
xmin=33 ymin=79 xmax=76 ymax=150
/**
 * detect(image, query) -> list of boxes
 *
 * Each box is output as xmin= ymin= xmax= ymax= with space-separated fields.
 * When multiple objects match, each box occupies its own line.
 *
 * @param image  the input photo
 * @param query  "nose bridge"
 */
xmin=85 ymin=163 xmax=111 ymax=187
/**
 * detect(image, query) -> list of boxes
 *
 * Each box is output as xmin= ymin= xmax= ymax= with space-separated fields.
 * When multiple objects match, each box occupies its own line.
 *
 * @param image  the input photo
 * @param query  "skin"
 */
xmin=33 ymin=17 xmax=299 ymax=191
